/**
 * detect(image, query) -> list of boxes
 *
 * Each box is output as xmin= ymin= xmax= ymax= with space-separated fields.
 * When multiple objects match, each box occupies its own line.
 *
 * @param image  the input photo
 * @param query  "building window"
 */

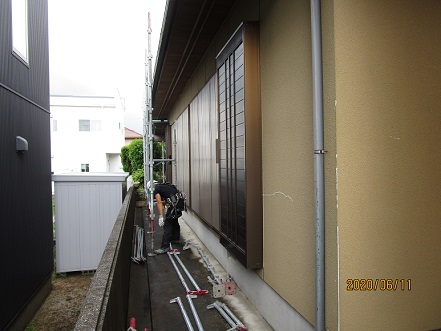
xmin=11 ymin=0 xmax=29 ymax=63
xmin=79 ymin=120 xmax=90 ymax=131
xmin=91 ymin=120 xmax=101 ymax=131
xmin=79 ymin=119 xmax=101 ymax=131
xmin=81 ymin=164 xmax=89 ymax=172
xmin=216 ymin=22 xmax=262 ymax=269
xmin=53 ymin=119 xmax=57 ymax=131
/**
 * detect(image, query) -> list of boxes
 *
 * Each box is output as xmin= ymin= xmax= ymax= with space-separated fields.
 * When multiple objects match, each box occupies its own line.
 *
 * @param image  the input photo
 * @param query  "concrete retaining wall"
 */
xmin=74 ymin=186 xmax=136 ymax=330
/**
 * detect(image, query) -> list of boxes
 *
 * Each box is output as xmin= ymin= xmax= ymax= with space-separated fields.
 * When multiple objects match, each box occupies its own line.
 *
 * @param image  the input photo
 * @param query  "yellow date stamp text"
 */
xmin=346 ymin=279 xmax=411 ymax=291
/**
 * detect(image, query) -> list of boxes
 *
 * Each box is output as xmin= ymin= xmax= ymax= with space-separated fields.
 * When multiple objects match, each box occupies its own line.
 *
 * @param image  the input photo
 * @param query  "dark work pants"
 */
xmin=161 ymin=217 xmax=180 ymax=248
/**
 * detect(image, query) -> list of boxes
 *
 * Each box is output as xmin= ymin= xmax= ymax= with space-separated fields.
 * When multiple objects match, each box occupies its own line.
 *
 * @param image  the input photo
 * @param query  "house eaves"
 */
xmin=152 ymin=0 xmax=236 ymax=120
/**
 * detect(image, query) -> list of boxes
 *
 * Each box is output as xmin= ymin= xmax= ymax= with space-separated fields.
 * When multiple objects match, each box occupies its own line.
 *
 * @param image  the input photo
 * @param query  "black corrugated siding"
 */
xmin=0 ymin=0 xmax=52 ymax=329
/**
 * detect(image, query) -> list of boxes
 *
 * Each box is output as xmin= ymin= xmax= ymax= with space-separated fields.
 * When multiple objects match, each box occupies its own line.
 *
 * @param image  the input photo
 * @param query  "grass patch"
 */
xmin=25 ymin=320 xmax=35 ymax=331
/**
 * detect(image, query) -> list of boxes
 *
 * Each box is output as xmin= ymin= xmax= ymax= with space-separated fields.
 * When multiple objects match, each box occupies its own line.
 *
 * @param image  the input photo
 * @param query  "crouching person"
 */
xmin=153 ymin=183 xmax=184 ymax=254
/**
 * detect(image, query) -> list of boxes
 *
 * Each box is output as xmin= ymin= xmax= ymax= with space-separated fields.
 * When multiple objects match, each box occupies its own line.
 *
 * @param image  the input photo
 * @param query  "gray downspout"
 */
xmin=310 ymin=0 xmax=325 ymax=330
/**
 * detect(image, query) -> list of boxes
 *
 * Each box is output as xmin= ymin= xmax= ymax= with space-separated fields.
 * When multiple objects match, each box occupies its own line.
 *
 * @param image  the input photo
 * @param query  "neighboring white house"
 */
xmin=50 ymin=93 xmax=125 ymax=174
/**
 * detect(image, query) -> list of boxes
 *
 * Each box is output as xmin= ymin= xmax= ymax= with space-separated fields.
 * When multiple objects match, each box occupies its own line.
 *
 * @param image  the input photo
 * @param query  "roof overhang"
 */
xmin=152 ymin=0 xmax=236 ymax=120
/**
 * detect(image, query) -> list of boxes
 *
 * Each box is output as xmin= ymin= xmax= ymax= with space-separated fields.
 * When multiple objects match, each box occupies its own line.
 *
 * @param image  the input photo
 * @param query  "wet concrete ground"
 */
xmin=127 ymin=207 xmax=272 ymax=331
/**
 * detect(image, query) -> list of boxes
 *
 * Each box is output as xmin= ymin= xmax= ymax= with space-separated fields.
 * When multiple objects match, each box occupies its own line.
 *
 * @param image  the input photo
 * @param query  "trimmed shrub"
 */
xmin=120 ymin=145 xmax=131 ymax=172
xmin=132 ymin=168 xmax=144 ymax=185
xmin=128 ymin=139 xmax=144 ymax=173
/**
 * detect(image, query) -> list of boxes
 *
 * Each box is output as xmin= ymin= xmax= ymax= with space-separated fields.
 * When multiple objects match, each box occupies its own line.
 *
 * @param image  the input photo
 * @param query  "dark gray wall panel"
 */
xmin=209 ymin=78 xmax=219 ymax=229
xmin=173 ymin=107 xmax=190 ymax=201
xmin=188 ymin=77 xmax=219 ymax=230
xmin=0 ymin=0 xmax=52 ymax=328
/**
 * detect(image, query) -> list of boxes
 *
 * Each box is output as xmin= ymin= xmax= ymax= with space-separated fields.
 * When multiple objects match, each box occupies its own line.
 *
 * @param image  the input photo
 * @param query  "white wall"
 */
xmin=50 ymin=92 xmax=125 ymax=174
xmin=53 ymin=173 xmax=128 ymax=272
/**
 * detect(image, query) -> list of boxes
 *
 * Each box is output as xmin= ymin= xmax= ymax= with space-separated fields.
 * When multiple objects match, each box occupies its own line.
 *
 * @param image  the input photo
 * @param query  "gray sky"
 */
xmin=48 ymin=0 xmax=166 ymax=134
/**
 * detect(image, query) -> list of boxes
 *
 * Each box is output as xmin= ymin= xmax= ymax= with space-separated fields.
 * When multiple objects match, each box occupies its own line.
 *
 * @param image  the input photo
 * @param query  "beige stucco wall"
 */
xmin=165 ymin=0 xmax=441 ymax=329
xmin=169 ymin=0 xmax=318 ymax=326
xmin=334 ymin=1 xmax=441 ymax=330
xmin=260 ymin=0 xmax=316 ymax=325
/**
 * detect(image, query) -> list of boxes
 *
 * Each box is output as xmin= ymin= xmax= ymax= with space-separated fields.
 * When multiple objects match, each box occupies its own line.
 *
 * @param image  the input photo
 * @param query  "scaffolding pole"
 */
xmin=144 ymin=12 xmax=155 ymax=256
xmin=144 ymin=13 xmax=177 ymax=257
xmin=144 ymin=13 xmax=178 ymax=256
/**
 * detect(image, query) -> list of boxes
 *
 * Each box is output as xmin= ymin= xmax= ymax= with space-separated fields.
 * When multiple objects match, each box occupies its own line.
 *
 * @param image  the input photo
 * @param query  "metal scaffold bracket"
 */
xmin=131 ymin=225 xmax=146 ymax=263
xmin=206 ymin=301 xmax=247 ymax=331
xmin=224 ymin=278 xmax=237 ymax=295
xmin=207 ymin=276 xmax=225 ymax=298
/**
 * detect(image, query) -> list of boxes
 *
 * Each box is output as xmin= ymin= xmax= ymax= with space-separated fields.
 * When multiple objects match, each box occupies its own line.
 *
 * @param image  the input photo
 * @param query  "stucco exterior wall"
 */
xmin=260 ymin=0 xmax=316 ymax=325
xmin=168 ymin=0 xmax=317 ymax=326
xmin=164 ymin=0 xmax=441 ymax=329
xmin=334 ymin=1 xmax=441 ymax=330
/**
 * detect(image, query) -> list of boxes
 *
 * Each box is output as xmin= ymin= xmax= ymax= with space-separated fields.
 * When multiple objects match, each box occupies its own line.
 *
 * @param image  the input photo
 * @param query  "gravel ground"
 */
xmin=27 ymin=272 xmax=93 ymax=331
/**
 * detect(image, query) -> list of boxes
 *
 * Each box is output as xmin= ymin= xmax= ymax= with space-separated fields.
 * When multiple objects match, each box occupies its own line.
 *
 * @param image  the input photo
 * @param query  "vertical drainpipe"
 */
xmin=310 ymin=0 xmax=325 ymax=330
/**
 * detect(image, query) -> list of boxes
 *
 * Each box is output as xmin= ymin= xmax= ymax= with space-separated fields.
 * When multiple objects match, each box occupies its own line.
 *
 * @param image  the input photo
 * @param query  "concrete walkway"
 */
xmin=127 ymin=206 xmax=272 ymax=331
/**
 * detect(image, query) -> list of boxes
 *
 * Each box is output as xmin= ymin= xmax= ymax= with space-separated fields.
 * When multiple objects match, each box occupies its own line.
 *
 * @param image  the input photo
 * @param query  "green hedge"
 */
xmin=120 ymin=139 xmax=144 ymax=184
xmin=128 ymin=139 xmax=144 ymax=173
xmin=121 ymin=138 xmax=166 ymax=185
xmin=120 ymin=145 xmax=131 ymax=173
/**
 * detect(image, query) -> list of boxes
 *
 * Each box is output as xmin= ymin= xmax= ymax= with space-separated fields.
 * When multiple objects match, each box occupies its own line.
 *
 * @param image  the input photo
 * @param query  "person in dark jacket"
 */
xmin=153 ymin=183 xmax=182 ymax=254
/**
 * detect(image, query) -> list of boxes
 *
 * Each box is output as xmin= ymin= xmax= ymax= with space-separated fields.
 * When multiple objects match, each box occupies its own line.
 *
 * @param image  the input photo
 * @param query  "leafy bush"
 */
xmin=120 ymin=145 xmax=131 ymax=172
xmin=120 ymin=138 xmax=168 ymax=183
xmin=128 ymin=139 xmax=144 ymax=173
xmin=132 ymin=168 xmax=144 ymax=185
xmin=153 ymin=141 xmax=163 ymax=159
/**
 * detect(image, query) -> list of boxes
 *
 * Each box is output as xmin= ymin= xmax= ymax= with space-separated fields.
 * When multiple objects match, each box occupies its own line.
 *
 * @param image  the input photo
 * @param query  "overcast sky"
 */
xmin=48 ymin=0 xmax=166 ymax=134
